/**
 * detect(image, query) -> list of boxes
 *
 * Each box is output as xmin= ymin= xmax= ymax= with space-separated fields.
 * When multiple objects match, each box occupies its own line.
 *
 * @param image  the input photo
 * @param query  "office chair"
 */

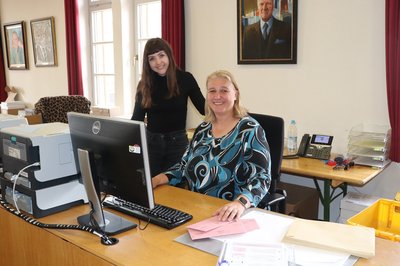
xmin=250 ymin=113 xmax=286 ymax=214
xmin=34 ymin=95 xmax=91 ymax=123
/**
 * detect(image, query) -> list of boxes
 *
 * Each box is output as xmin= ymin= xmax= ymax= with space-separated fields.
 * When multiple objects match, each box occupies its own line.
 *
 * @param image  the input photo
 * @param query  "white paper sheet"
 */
xmin=218 ymin=241 xmax=290 ymax=266
xmin=213 ymin=210 xmax=351 ymax=266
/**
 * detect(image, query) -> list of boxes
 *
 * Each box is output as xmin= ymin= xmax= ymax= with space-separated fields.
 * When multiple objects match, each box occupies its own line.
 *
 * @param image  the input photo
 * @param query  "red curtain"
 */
xmin=0 ymin=35 xmax=7 ymax=101
xmin=161 ymin=0 xmax=185 ymax=70
xmin=386 ymin=0 xmax=400 ymax=162
xmin=64 ymin=0 xmax=83 ymax=95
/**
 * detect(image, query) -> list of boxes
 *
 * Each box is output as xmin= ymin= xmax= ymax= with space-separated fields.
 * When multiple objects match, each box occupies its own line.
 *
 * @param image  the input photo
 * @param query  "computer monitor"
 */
xmin=67 ymin=112 xmax=154 ymax=235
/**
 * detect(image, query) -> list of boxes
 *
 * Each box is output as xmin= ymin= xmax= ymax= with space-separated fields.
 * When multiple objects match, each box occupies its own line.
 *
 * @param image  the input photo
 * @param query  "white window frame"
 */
xmin=79 ymin=0 xmax=161 ymax=117
xmin=88 ymin=0 xmax=115 ymax=107
xmin=134 ymin=0 xmax=161 ymax=85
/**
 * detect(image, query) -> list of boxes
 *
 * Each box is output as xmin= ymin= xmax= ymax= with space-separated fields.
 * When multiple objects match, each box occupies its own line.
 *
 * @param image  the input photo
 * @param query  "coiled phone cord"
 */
xmin=0 ymin=196 xmax=118 ymax=245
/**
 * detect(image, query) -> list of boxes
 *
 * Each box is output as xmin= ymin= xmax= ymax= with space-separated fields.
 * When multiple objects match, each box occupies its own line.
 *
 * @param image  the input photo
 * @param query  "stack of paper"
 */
xmin=283 ymin=218 xmax=375 ymax=259
xmin=187 ymin=216 xmax=259 ymax=240
xmin=1 ymin=101 xmax=25 ymax=109
xmin=175 ymin=210 xmax=355 ymax=265
xmin=1 ymin=101 xmax=25 ymax=115
xmin=218 ymin=241 xmax=290 ymax=266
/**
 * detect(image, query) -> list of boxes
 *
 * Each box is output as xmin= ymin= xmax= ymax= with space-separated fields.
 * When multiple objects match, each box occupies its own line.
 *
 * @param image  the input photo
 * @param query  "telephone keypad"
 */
xmin=305 ymin=145 xmax=332 ymax=160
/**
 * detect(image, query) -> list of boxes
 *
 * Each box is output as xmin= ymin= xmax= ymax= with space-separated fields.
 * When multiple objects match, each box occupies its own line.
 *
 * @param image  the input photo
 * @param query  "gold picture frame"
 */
xmin=237 ymin=0 xmax=298 ymax=64
xmin=3 ymin=21 xmax=29 ymax=70
xmin=30 ymin=16 xmax=57 ymax=67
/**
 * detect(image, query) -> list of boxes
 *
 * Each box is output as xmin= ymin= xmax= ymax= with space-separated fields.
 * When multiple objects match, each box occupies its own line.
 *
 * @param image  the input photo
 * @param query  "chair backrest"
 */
xmin=34 ymin=95 xmax=91 ymax=123
xmin=249 ymin=113 xmax=284 ymax=192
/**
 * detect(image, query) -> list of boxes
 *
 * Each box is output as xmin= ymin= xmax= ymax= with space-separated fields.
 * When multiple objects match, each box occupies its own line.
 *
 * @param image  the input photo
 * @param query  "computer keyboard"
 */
xmin=102 ymin=196 xmax=193 ymax=230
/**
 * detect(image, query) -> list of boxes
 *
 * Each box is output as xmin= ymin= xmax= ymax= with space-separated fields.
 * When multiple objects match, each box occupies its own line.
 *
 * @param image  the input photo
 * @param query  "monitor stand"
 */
xmin=77 ymin=148 xmax=137 ymax=235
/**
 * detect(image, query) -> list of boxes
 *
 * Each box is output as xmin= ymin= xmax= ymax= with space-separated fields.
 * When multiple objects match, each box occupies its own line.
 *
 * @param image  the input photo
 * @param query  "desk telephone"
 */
xmin=297 ymin=134 xmax=334 ymax=160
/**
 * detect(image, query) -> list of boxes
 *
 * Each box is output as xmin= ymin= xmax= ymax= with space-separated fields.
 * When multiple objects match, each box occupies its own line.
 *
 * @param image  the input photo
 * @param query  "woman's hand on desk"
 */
xmin=152 ymin=174 xmax=169 ymax=188
xmin=213 ymin=199 xmax=247 ymax=222
xmin=152 ymin=172 xmax=249 ymax=222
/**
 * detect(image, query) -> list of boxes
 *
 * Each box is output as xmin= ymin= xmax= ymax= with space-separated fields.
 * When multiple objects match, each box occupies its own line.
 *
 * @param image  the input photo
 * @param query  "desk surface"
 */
xmin=1 ymin=186 xmax=225 ymax=266
xmin=281 ymin=156 xmax=384 ymax=186
xmin=1 ymin=186 xmax=400 ymax=265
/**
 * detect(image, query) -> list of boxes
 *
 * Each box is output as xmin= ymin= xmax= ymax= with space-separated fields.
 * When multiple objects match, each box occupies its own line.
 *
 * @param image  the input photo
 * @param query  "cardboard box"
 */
xmin=278 ymin=182 xmax=319 ymax=220
xmin=91 ymin=106 xmax=120 ymax=117
xmin=1 ymin=108 xmax=24 ymax=115
xmin=1 ymin=87 xmax=25 ymax=115
xmin=25 ymin=114 xmax=43 ymax=125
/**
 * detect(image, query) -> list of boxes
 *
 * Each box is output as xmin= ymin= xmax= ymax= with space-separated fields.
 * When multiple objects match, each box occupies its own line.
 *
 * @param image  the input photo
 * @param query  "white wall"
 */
xmin=185 ymin=0 xmax=388 ymax=154
xmin=1 ymin=0 xmax=398 ymax=221
xmin=2 ymin=0 xmax=389 ymax=153
xmin=1 ymin=0 xmax=68 ymax=108
xmin=185 ymin=0 xmax=398 ymax=221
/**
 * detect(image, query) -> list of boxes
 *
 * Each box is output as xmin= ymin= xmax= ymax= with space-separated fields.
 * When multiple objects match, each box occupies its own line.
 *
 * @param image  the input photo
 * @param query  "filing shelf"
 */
xmin=347 ymin=124 xmax=391 ymax=168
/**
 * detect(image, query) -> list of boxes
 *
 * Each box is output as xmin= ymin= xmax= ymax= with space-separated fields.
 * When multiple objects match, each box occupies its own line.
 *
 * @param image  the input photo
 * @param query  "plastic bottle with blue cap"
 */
xmin=287 ymin=120 xmax=298 ymax=155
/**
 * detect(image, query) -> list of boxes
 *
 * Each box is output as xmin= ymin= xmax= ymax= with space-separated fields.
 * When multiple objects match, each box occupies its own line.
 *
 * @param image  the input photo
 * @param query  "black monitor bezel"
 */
xmin=67 ymin=112 xmax=154 ymax=209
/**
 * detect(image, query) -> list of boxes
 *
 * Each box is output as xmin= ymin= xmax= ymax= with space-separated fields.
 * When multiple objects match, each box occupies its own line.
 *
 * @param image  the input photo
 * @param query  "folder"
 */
xmin=283 ymin=218 xmax=375 ymax=259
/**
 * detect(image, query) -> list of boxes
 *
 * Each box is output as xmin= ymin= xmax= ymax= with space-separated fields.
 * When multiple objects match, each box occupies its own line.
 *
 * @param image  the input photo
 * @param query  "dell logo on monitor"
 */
xmin=92 ymin=121 xmax=101 ymax=135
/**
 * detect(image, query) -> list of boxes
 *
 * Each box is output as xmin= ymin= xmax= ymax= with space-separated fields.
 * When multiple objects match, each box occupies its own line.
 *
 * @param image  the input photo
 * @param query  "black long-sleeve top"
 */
xmin=131 ymin=70 xmax=205 ymax=133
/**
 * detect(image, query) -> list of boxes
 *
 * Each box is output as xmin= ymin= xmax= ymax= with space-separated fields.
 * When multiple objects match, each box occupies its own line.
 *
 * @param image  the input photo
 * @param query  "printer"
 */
xmin=0 ymin=114 xmax=28 ymax=169
xmin=0 ymin=113 xmax=28 ymax=128
xmin=0 ymin=122 xmax=88 ymax=218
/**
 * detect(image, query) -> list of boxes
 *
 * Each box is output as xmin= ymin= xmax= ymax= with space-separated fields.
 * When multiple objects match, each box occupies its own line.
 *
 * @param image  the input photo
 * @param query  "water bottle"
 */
xmin=287 ymin=120 xmax=298 ymax=155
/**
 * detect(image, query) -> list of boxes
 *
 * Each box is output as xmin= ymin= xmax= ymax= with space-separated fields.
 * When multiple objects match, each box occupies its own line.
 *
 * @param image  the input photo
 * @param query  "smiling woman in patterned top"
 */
xmin=152 ymin=70 xmax=271 ymax=222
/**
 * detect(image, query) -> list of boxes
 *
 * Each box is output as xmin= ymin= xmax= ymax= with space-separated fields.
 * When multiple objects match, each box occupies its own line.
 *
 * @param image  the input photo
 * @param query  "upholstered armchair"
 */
xmin=34 ymin=95 xmax=91 ymax=123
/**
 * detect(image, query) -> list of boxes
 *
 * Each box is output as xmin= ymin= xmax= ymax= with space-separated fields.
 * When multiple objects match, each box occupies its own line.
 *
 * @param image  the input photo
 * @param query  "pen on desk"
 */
xmin=218 ymin=242 xmax=229 ymax=266
xmin=218 ymin=260 xmax=229 ymax=266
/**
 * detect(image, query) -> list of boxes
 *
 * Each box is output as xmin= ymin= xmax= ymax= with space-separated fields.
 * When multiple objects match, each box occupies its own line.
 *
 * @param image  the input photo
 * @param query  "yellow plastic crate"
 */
xmin=347 ymin=198 xmax=400 ymax=242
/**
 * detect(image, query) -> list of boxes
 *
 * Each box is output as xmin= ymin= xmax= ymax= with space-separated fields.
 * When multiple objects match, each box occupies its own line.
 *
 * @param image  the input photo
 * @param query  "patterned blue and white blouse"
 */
xmin=165 ymin=116 xmax=271 ymax=207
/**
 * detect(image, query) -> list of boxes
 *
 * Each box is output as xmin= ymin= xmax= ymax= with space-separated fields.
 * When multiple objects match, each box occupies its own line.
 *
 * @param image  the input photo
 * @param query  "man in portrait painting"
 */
xmin=242 ymin=0 xmax=292 ymax=60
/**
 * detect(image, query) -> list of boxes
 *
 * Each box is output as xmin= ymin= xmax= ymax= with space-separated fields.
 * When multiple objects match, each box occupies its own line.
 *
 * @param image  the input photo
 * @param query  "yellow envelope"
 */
xmin=283 ymin=218 xmax=375 ymax=259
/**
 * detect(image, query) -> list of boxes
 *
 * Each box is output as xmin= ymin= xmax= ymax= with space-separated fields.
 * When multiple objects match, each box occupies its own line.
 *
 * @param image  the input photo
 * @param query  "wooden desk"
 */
xmin=281 ymin=156 xmax=386 ymax=221
xmin=1 ymin=186 xmax=399 ymax=265
xmin=0 ymin=186 xmax=225 ymax=266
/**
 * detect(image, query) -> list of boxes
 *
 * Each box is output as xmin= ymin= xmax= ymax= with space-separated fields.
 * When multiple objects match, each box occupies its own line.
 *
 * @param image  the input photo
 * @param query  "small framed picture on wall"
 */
xmin=3 ymin=21 xmax=29 ymax=70
xmin=30 ymin=16 xmax=57 ymax=67
xmin=237 ymin=0 xmax=298 ymax=64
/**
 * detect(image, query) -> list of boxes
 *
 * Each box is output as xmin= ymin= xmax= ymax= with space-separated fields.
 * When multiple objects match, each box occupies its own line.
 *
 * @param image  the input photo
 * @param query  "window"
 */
xmin=89 ymin=0 xmax=115 ymax=107
xmin=81 ymin=0 xmax=161 ymax=115
xmin=135 ymin=1 xmax=161 ymax=82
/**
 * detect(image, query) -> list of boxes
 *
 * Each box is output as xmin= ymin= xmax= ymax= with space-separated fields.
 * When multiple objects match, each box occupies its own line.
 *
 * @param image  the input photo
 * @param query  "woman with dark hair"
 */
xmin=131 ymin=38 xmax=205 ymax=176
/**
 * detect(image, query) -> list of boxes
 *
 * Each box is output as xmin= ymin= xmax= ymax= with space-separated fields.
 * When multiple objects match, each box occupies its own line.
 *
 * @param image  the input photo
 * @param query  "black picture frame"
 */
xmin=237 ymin=0 xmax=298 ymax=64
xmin=3 ymin=21 xmax=29 ymax=70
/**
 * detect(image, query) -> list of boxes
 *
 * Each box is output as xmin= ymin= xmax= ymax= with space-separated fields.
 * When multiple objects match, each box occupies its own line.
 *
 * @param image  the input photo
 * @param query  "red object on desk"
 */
xmin=327 ymin=160 xmax=336 ymax=166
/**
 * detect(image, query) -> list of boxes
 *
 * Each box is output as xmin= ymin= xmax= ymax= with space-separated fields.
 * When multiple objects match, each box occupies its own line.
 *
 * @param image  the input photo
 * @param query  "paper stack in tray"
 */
xmin=1 ymin=101 xmax=25 ymax=115
xmin=1 ymin=101 xmax=25 ymax=109
xmin=1 ymin=86 xmax=25 ymax=115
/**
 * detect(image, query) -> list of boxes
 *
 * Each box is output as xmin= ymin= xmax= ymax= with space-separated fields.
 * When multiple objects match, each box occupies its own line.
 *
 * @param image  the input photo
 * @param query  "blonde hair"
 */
xmin=204 ymin=70 xmax=247 ymax=123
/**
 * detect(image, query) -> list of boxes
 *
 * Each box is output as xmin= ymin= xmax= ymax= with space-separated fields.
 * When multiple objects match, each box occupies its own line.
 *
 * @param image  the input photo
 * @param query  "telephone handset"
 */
xmin=297 ymin=134 xmax=310 ymax=156
xmin=297 ymin=134 xmax=333 ymax=160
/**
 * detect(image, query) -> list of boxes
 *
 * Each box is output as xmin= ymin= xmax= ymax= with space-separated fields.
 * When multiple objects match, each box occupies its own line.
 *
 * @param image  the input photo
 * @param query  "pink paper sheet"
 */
xmin=187 ymin=215 xmax=233 ymax=232
xmin=187 ymin=218 xmax=259 ymax=240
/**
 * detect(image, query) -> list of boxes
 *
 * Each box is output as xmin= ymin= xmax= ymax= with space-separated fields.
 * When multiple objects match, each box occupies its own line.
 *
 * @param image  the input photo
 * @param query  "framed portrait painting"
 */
xmin=3 ymin=21 xmax=29 ymax=70
xmin=237 ymin=0 xmax=298 ymax=64
xmin=30 ymin=17 xmax=57 ymax=67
